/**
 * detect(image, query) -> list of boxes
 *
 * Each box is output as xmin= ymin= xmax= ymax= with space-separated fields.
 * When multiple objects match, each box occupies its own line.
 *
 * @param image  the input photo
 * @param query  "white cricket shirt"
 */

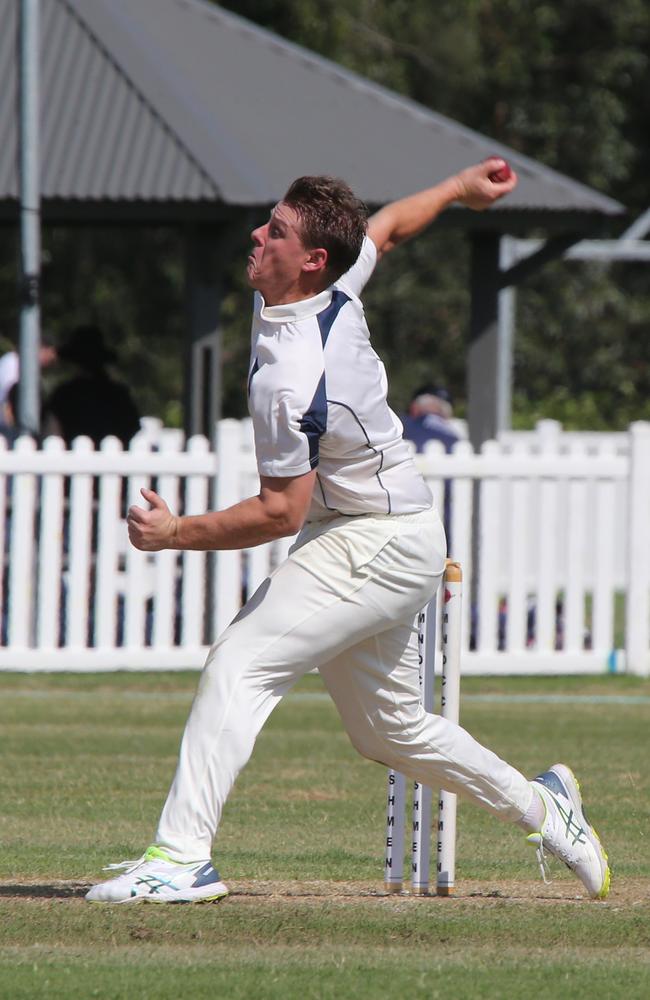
xmin=248 ymin=236 xmax=433 ymax=522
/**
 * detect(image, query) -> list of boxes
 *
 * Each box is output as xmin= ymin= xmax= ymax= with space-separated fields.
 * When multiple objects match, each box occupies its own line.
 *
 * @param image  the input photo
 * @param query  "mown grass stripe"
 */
xmin=291 ymin=693 xmax=650 ymax=705
xmin=4 ymin=690 xmax=650 ymax=705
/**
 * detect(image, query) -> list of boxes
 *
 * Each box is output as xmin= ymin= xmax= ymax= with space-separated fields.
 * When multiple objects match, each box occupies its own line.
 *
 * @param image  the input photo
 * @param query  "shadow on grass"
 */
xmin=0 ymin=883 xmax=88 ymax=899
xmin=0 ymin=881 xmax=586 ymax=902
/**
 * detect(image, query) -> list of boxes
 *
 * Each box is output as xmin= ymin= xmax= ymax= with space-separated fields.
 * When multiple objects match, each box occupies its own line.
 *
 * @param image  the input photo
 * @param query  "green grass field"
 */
xmin=1 ymin=670 xmax=649 ymax=999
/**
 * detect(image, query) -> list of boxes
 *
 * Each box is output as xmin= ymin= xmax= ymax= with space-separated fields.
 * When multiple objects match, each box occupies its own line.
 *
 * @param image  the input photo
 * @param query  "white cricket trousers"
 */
xmin=156 ymin=506 xmax=532 ymax=862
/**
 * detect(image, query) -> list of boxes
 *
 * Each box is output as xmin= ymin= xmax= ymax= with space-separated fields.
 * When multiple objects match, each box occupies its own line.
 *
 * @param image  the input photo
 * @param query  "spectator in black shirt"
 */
xmin=43 ymin=325 xmax=140 ymax=448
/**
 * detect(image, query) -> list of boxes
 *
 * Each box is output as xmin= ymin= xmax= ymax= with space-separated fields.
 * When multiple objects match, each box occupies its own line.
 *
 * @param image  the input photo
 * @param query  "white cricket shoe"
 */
xmin=85 ymin=845 xmax=229 ymax=904
xmin=527 ymin=763 xmax=610 ymax=900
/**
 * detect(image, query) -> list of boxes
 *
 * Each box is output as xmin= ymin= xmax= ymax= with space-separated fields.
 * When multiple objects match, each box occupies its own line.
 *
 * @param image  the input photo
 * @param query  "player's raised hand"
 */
xmin=455 ymin=158 xmax=518 ymax=211
xmin=127 ymin=487 xmax=178 ymax=551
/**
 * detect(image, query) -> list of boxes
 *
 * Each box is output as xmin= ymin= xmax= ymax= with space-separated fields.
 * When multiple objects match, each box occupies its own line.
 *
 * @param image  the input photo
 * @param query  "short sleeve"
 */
xmin=335 ymin=236 xmax=378 ymax=299
xmin=251 ymin=369 xmax=327 ymax=478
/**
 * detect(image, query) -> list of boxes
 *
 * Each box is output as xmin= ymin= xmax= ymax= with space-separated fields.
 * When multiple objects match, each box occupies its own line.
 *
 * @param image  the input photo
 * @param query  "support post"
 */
xmin=467 ymin=232 xmax=501 ymax=450
xmin=467 ymin=233 xmax=502 ymax=614
xmin=496 ymin=237 xmax=516 ymax=435
xmin=18 ymin=0 xmax=41 ymax=436
xmin=184 ymin=226 xmax=224 ymax=443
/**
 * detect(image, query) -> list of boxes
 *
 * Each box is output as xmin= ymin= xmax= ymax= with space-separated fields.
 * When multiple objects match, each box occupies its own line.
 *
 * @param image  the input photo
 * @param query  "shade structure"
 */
xmin=0 ymin=0 xmax=624 ymax=227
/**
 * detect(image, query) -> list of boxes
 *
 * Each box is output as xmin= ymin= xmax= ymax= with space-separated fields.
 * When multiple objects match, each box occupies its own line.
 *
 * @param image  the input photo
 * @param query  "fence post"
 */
xmin=37 ymin=435 xmax=66 ymax=647
xmin=7 ymin=435 xmax=38 ymax=646
xmin=95 ymin=436 xmax=123 ymax=650
xmin=625 ymin=422 xmax=650 ymax=676
xmin=181 ymin=435 xmax=212 ymax=647
xmin=536 ymin=419 xmax=562 ymax=450
xmin=214 ymin=419 xmax=243 ymax=636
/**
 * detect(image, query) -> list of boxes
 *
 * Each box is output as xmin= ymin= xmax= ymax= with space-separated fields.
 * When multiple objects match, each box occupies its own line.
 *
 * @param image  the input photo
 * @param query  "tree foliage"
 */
xmin=1 ymin=0 xmax=649 ymax=429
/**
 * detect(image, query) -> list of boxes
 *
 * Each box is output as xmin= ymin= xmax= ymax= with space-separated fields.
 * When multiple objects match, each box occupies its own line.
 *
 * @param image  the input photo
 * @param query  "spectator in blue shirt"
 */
xmin=401 ymin=384 xmax=459 ymax=537
xmin=401 ymin=384 xmax=459 ymax=454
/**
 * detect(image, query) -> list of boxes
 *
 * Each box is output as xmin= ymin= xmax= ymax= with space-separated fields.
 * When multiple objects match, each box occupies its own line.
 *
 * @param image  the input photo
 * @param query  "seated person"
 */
xmin=401 ymin=384 xmax=459 ymax=454
xmin=401 ymin=384 xmax=459 ymax=541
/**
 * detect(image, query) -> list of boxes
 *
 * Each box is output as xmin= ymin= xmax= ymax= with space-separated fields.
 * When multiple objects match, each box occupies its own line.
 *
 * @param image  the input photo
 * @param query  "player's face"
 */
xmin=247 ymin=203 xmax=312 ymax=304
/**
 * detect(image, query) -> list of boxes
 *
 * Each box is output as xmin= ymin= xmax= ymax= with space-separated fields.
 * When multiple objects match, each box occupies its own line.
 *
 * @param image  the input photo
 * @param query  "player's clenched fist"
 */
xmin=455 ymin=157 xmax=517 ymax=211
xmin=127 ymin=487 xmax=179 ymax=551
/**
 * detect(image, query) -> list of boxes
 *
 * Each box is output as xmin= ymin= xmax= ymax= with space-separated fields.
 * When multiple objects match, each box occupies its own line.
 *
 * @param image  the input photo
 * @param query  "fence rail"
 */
xmin=1 ymin=419 xmax=648 ymax=675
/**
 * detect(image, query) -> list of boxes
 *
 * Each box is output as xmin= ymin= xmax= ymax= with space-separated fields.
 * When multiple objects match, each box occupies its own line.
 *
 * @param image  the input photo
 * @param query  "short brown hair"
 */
xmin=283 ymin=176 xmax=368 ymax=283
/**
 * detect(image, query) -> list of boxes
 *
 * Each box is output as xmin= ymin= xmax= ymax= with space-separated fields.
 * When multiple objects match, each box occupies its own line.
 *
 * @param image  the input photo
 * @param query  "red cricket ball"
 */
xmin=486 ymin=158 xmax=512 ymax=183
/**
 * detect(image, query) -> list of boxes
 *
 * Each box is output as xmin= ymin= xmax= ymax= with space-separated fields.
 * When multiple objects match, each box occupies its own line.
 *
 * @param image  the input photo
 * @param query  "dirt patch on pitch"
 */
xmin=0 ymin=876 xmax=647 ymax=907
xmin=224 ymin=875 xmax=649 ymax=907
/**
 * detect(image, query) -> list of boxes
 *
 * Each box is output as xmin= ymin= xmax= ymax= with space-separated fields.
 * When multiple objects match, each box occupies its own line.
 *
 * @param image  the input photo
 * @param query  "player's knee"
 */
xmin=348 ymin=730 xmax=382 ymax=762
xmin=371 ymin=709 xmax=433 ymax=765
xmin=371 ymin=702 xmax=425 ymax=743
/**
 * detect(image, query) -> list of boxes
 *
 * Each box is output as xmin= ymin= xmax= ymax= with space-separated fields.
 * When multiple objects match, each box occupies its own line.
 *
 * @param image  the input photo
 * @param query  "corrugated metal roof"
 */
xmin=1 ymin=0 xmax=217 ymax=201
xmin=0 ymin=0 xmax=624 ymax=216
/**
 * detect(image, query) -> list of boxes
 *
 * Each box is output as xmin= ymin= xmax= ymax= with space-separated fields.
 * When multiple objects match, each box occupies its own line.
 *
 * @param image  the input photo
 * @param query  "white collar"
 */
xmin=259 ymin=288 xmax=332 ymax=322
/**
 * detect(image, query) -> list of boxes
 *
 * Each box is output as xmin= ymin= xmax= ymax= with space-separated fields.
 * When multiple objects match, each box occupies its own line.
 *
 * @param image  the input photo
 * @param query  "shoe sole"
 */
xmin=140 ymin=890 xmax=229 ymax=905
xmin=87 ymin=887 xmax=229 ymax=905
xmin=549 ymin=763 xmax=611 ymax=900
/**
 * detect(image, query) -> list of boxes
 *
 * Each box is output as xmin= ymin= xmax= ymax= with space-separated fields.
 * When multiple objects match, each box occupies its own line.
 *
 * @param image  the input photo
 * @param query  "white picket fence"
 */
xmin=420 ymin=421 xmax=650 ymax=676
xmin=1 ymin=419 xmax=649 ymax=675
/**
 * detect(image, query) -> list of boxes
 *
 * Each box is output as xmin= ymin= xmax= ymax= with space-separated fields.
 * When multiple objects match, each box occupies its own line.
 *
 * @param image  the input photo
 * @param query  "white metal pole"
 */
xmin=497 ymin=236 xmax=516 ymax=435
xmin=436 ymin=561 xmax=463 ymax=895
xmin=18 ymin=0 xmax=42 ymax=435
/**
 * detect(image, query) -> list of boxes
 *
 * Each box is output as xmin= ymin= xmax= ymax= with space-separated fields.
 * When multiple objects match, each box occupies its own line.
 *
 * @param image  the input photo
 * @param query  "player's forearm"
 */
xmin=368 ymin=175 xmax=463 ymax=254
xmin=173 ymin=494 xmax=300 ymax=551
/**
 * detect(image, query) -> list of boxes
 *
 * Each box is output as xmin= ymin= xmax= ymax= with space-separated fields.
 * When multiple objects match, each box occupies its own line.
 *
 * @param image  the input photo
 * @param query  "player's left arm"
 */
xmin=127 ymin=471 xmax=316 ymax=551
xmin=367 ymin=158 xmax=517 ymax=259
